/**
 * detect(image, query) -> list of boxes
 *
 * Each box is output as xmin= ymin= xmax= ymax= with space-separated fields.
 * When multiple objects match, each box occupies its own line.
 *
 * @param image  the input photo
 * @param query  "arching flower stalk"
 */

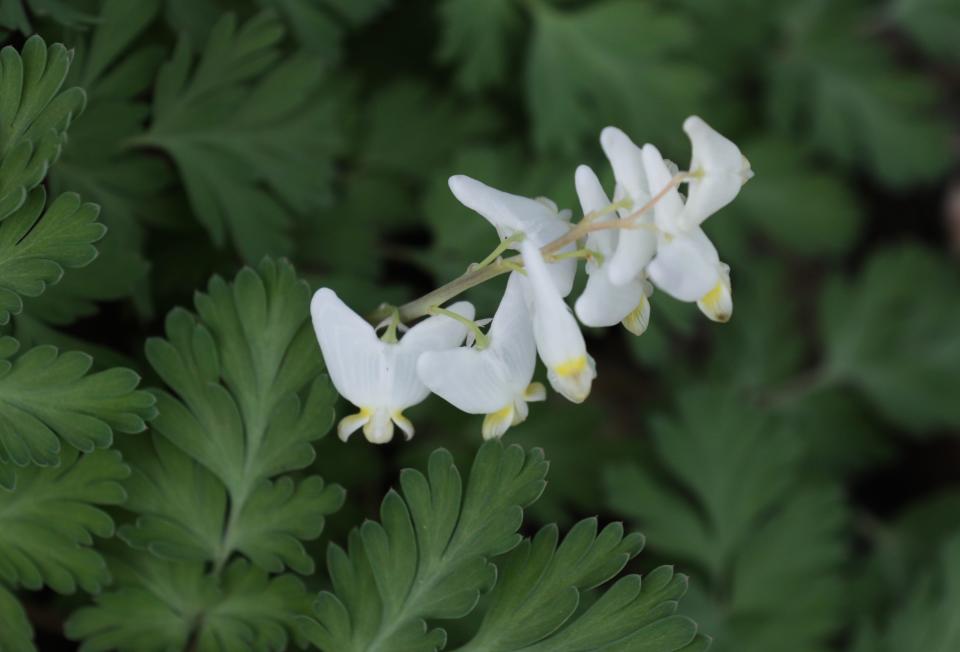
xmin=311 ymin=116 xmax=752 ymax=441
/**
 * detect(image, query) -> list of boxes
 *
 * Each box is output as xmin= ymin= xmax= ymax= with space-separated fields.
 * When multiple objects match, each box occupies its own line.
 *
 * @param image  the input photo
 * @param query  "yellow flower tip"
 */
xmin=337 ymin=408 xmax=372 ymax=442
xmin=523 ymin=382 xmax=547 ymax=402
xmin=554 ymin=356 xmax=587 ymax=378
xmin=392 ymin=410 xmax=414 ymax=441
xmin=697 ymin=280 xmax=733 ymax=323
xmin=482 ymin=404 xmax=515 ymax=440
xmin=622 ymin=297 xmax=650 ymax=336
xmin=549 ymin=356 xmax=596 ymax=404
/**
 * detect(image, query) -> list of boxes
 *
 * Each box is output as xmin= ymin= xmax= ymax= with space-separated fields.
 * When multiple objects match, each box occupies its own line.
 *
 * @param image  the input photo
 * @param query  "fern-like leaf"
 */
xmin=138 ymin=11 xmax=342 ymax=261
xmin=66 ymin=556 xmax=312 ymax=652
xmin=0 ymin=584 xmax=32 ymax=652
xmin=0 ymin=0 xmax=97 ymax=33
xmin=0 ymin=447 xmax=128 ymax=594
xmin=0 ymin=188 xmax=104 ymax=324
xmin=0 ymin=337 xmax=156 ymax=486
xmin=0 ymin=35 xmax=86 ymax=221
xmin=456 ymin=519 xmax=706 ymax=652
xmin=303 ymin=442 xmax=548 ymax=651
xmin=605 ymin=387 xmax=846 ymax=652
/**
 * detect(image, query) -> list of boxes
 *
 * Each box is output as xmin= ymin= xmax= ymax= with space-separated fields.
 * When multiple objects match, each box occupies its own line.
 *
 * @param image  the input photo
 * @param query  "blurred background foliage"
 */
xmin=2 ymin=0 xmax=959 ymax=649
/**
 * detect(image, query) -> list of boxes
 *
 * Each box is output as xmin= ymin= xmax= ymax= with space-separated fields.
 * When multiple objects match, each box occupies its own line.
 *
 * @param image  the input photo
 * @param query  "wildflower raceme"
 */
xmin=311 ymin=117 xmax=752 ymax=441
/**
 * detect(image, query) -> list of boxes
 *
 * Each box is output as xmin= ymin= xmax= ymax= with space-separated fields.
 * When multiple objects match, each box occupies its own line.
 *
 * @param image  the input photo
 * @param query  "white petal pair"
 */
xmin=448 ymin=175 xmax=577 ymax=297
xmin=599 ymin=127 xmax=658 ymax=287
xmin=681 ymin=115 xmax=754 ymax=230
xmin=572 ymin=164 xmax=652 ymax=334
xmin=419 ymin=240 xmax=596 ymax=438
xmin=642 ymin=141 xmax=734 ymax=322
xmin=418 ymin=273 xmax=545 ymax=439
xmin=311 ymin=289 xmax=474 ymax=444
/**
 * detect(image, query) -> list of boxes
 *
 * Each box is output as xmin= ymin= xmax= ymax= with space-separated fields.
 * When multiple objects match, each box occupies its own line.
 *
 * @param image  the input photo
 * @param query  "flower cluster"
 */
xmin=311 ymin=117 xmax=752 ymax=443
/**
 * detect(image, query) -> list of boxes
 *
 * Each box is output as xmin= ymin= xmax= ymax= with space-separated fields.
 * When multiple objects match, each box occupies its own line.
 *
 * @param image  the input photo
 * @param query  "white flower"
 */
xmin=310 ymin=288 xmax=474 ymax=444
xmin=599 ymin=127 xmax=658 ymax=287
xmin=642 ymin=142 xmax=733 ymax=322
xmin=680 ymin=116 xmax=753 ymax=229
xmin=520 ymin=239 xmax=595 ymax=403
xmin=417 ymin=273 xmax=545 ymax=439
xmin=572 ymin=164 xmax=652 ymax=334
xmin=449 ymin=174 xmax=577 ymax=296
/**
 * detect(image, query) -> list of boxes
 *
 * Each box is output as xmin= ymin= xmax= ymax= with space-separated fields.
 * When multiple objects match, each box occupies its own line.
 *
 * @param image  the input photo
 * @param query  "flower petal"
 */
xmin=524 ymin=382 xmax=547 ymax=402
xmin=482 ymin=404 xmax=515 ymax=440
xmin=521 ymin=240 xmax=595 ymax=403
xmin=607 ymin=219 xmax=657 ymax=286
xmin=337 ymin=410 xmax=370 ymax=442
xmin=363 ymin=407 xmax=395 ymax=444
xmin=575 ymin=164 xmax=616 ymax=256
xmin=547 ymin=257 xmax=578 ymax=298
xmin=622 ymin=281 xmax=653 ymax=336
xmin=393 ymin=301 xmax=474 ymax=409
xmin=392 ymin=411 xmax=415 ymax=441
xmin=449 ymin=175 xmax=576 ymax=296
xmin=647 ymin=230 xmax=720 ymax=301
xmin=575 ymin=266 xmax=644 ymax=328
xmin=417 ymin=347 xmax=514 ymax=415
xmin=641 ymin=144 xmax=684 ymax=234
xmin=310 ymin=288 xmax=385 ymax=408
xmin=600 ymin=127 xmax=650 ymax=205
xmin=681 ymin=116 xmax=751 ymax=227
xmin=448 ymin=175 xmax=571 ymax=247
xmin=697 ymin=265 xmax=733 ymax=323
xmin=489 ymin=273 xmax=537 ymax=387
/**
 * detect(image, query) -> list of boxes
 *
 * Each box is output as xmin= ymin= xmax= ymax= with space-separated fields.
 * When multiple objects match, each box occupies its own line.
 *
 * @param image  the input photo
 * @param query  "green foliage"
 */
xmin=0 ymin=188 xmax=104 ymax=323
xmin=66 ymin=556 xmax=312 ymax=652
xmin=890 ymin=0 xmax=960 ymax=61
xmin=303 ymin=441 xmax=709 ymax=652
xmin=68 ymin=259 xmax=343 ymax=650
xmin=44 ymin=0 xmax=167 ymax=324
xmin=526 ymin=1 xmax=708 ymax=153
xmin=0 ymin=447 xmax=128 ymax=593
xmin=166 ymin=0 xmax=391 ymax=59
xmin=140 ymin=11 xmax=342 ymax=262
xmin=438 ymin=0 xmax=520 ymax=93
xmin=0 ymin=0 xmax=97 ymax=33
xmin=0 ymin=34 xmax=85 ymax=222
xmin=305 ymin=442 xmax=548 ymax=651
xmin=604 ymin=387 xmax=847 ymax=652
xmin=0 ymin=339 xmax=155 ymax=483
xmin=460 ymin=521 xmax=703 ymax=652
xmin=770 ymin=1 xmax=951 ymax=186
xmin=0 ymin=584 xmax=33 ymax=652
xmin=852 ymin=535 xmax=960 ymax=652
xmin=125 ymin=258 xmax=344 ymax=571
xmin=819 ymin=245 xmax=960 ymax=433
xmin=722 ymin=138 xmax=863 ymax=256
xmin=0 ymin=0 xmax=956 ymax=648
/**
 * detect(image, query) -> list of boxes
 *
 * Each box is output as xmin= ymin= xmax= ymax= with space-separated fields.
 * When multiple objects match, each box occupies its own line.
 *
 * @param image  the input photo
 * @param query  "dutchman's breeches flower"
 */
xmin=521 ymin=240 xmax=595 ymax=403
xmin=449 ymin=174 xmax=577 ymax=296
xmin=572 ymin=164 xmax=652 ymax=334
xmin=417 ymin=273 xmax=545 ymax=439
xmin=680 ymin=115 xmax=754 ymax=230
xmin=308 ymin=115 xmax=751 ymax=444
xmin=642 ymin=141 xmax=735 ymax=322
xmin=310 ymin=288 xmax=474 ymax=444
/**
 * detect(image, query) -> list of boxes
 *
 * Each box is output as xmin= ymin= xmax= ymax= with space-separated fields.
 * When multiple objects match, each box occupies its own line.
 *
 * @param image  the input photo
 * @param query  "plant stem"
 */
xmin=369 ymin=174 xmax=684 ymax=324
